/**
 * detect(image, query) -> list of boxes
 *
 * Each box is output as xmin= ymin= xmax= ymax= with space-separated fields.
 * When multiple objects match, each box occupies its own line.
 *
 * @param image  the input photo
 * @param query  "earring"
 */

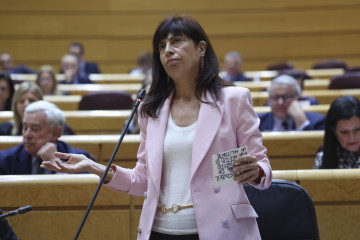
xmin=200 ymin=55 xmax=205 ymax=71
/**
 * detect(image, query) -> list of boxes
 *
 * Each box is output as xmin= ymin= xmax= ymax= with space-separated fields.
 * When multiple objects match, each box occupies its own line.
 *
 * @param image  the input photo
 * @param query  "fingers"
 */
xmin=55 ymin=160 xmax=79 ymax=174
xmin=235 ymin=168 xmax=260 ymax=185
xmin=40 ymin=160 xmax=62 ymax=172
xmin=54 ymin=152 xmax=72 ymax=159
xmin=233 ymin=155 xmax=260 ymax=184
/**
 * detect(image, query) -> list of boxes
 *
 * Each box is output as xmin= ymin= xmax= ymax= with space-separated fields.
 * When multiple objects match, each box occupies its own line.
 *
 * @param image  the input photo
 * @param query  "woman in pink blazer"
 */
xmin=43 ymin=15 xmax=272 ymax=240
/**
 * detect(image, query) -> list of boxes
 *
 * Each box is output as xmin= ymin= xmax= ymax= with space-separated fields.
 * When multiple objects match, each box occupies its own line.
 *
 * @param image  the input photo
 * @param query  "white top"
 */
xmin=152 ymin=114 xmax=198 ymax=235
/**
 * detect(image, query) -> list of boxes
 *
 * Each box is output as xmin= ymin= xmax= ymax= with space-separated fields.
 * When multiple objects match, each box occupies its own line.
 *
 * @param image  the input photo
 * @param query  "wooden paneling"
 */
xmin=2 ymin=0 xmax=360 ymax=12
xmin=2 ymin=169 xmax=360 ymax=240
xmin=1 ymin=1 xmax=360 ymax=72
xmin=0 ymin=175 xmax=132 ymax=240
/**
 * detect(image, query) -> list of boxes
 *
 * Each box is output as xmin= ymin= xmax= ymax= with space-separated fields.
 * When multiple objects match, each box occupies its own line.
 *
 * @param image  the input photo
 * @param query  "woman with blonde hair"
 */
xmin=1 ymin=81 xmax=44 ymax=135
xmin=0 ymin=81 xmax=75 ymax=135
xmin=36 ymin=65 xmax=60 ymax=95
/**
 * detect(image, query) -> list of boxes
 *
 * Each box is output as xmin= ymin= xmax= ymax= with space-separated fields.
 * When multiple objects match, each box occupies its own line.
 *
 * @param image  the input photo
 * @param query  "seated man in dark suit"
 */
xmin=59 ymin=54 xmax=92 ymax=84
xmin=0 ymin=53 xmax=36 ymax=74
xmin=67 ymin=42 xmax=101 ymax=78
xmin=0 ymin=100 xmax=93 ymax=174
xmin=222 ymin=51 xmax=251 ymax=82
xmin=258 ymin=75 xmax=325 ymax=131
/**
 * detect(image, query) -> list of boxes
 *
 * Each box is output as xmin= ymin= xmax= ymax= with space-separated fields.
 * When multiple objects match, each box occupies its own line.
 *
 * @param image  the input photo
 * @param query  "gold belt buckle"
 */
xmin=159 ymin=203 xmax=193 ymax=213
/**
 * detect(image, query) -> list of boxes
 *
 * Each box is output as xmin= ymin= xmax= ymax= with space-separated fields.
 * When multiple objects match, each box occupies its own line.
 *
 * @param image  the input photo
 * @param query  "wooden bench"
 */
xmin=243 ymin=68 xmax=344 ymax=81
xmin=0 ymin=110 xmax=131 ymax=134
xmin=0 ymin=105 xmax=330 ymax=135
xmin=57 ymin=83 xmax=142 ymax=96
xmin=41 ymin=89 xmax=359 ymax=110
xmin=0 ymin=131 xmax=324 ymax=170
xmin=1 ymin=168 xmax=359 ymax=240
xmin=251 ymin=89 xmax=360 ymax=106
xmin=235 ymin=79 xmax=330 ymax=91
xmin=10 ymin=73 xmax=144 ymax=84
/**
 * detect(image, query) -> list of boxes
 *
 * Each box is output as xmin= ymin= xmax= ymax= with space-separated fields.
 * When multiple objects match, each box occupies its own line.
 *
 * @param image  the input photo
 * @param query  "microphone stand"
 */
xmin=0 ymin=205 xmax=32 ymax=219
xmin=73 ymin=89 xmax=146 ymax=240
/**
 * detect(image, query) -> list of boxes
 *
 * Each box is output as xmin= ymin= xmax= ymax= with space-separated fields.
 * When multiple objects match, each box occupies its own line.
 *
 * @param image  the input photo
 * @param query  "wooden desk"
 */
xmin=1 ymin=169 xmax=359 ymax=240
xmin=57 ymin=83 xmax=142 ymax=96
xmin=44 ymin=95 xmax=82 ymax=110
xmin=10 ymin=73 xmax=144 ymax=84
xmin=0 ymin=106 xmax=330 ymax=135
xmin=44 ymin=88 xmax=355 ymax=111
xmin=0 ymin=175 xmax=133 ymax=240
xmin=0 ymin=110 xmax=129 ymax=134
xmin=243 ymin=68 xmax=344 ymax=81
xmin=251 ymin=89 xmax=360 ymax=106
xmin=236 ymin=79 xmax=330 ymax=91
xmin=0 ymin=131 xmax=323 ymax=170
xmin=254 ymin=104 xmax=330 ymax=115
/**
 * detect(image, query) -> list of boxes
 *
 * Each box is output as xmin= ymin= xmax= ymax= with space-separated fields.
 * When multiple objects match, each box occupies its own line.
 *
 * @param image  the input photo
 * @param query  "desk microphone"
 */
xmin=0 ymin=205 xmax=32 ymax=219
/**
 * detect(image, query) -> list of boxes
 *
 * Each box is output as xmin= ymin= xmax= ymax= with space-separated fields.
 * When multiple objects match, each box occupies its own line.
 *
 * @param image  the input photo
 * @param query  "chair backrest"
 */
xmin=267 ymin=61 xmax=294 ymax=71
xmin=244 ymin=179 xmax=319 ymax=240
xmin=78 ymin=91 xmax=134 ymax=110
xmin=312 ymin=59 xmax=348 ymax=70
xmin=329 ymin=73 xmax=360 ymax=89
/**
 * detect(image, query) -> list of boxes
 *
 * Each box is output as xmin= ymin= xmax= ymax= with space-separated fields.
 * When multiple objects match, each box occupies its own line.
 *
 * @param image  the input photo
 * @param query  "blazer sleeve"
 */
xmin=235 ymin=88 xmax=272 ymax=189
xmin=105 ymin=110 xmax=148 ymax=196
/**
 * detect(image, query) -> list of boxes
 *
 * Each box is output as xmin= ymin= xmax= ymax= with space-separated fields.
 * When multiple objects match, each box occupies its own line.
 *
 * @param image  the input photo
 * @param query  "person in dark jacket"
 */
xmin=258 ymin=75 xmax=325 ymax=131
xmin=0 ymin=100 xmax=92 ymax=175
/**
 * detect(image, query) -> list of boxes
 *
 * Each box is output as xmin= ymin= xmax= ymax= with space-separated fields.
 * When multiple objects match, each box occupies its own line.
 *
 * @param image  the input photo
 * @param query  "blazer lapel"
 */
xmin=191 ymin=95 xmax=224 ymax=179
xmin=146 ymin=93 xmax=172 ymax=196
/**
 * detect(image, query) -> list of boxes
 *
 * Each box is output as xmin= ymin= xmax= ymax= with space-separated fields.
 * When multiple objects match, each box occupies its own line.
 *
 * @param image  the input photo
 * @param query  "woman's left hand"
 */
xmin=232 ymin=155 xmax=263 ymax=185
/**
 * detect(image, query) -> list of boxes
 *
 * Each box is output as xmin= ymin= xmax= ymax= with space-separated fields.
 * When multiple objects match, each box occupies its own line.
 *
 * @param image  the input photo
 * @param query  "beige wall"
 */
xmin=1 ymin=0 xmax=360 ymax=73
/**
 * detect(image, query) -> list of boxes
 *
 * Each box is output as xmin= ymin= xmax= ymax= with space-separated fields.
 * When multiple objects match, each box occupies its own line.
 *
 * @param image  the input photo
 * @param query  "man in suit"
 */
xmin=68 ymin=42 xmax=101 ymax=77
xmin=258 ymin=75 xmax=325 ymax=131
xmin=0 ymin=53 xmax=36 ymax=74
xmin=0 ymin=100 xmax=93 ymax=174
xmin=222 ymin=51 xmax=251 ymax=82
xmin=59 ymin=54 xmax=92 ymax=84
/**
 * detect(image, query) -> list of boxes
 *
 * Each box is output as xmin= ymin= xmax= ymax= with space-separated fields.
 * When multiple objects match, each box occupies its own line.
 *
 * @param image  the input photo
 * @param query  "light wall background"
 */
xmin=1 ymin=0 xmax=360 ymax=73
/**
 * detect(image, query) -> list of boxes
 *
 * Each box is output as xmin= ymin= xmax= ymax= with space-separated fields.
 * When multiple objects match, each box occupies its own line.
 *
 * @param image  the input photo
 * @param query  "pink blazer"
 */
xmin=106 ymin=86 xmax=272 ymax=240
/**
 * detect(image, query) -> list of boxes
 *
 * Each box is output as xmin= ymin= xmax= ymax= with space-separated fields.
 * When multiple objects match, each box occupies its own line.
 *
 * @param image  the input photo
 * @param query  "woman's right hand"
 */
xmin=41 ymin=152 xmax=94 ymax=174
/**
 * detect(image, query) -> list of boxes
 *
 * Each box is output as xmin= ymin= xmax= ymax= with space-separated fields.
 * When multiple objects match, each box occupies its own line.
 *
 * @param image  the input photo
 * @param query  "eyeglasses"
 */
xmin=269 ymin=94 xmax=297 ymax=102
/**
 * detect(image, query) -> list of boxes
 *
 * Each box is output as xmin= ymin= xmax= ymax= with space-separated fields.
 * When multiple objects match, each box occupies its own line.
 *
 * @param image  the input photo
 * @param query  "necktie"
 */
xmin=282 ymin=121 xmax=289 ymax=130
xmin=36 ymin=158 xmax=45 ymax=174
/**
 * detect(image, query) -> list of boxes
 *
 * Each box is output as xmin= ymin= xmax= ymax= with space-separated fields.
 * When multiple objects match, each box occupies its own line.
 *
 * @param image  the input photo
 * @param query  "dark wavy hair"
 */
xmin=321 ymin=96 xmax=360 ymax=168
xmin=140 ymin=15 xmax=231 ymax=118
xmin=0 ymin=72 xmax=15 ymax=111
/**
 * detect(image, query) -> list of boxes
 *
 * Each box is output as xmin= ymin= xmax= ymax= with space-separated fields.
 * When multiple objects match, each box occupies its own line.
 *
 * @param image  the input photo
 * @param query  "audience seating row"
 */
xmin=243 ymin=68 xmax=344 ymax=80
xmin=0 ymin=110 xmax=130 ymax=134
xmin=236 ymin=79 xmax=330 ymax=91
xmin=251 ymin=89 xmax=360 ymax=106
xmin=0 ymin=131 xmax=324 ymax=170
xmin=57 ymin=83 xmax=142 ymax=96
xmin=0 ymin=105 xmax=330 ymax=134
xmin=39 ymin=88 xmax=360 ymax=110
xmin=1 ymin=168 xmax=359 ymax=240
xmin=10 ymin=73 xmax=144 ymax=84
xmin=9 ymin=68 xmax=343 ymax=85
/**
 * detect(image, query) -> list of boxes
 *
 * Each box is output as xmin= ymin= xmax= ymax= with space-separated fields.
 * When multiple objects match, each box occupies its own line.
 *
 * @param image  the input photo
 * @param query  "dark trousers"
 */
xmin=150 ymin=231 xmax=199 ymax=240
